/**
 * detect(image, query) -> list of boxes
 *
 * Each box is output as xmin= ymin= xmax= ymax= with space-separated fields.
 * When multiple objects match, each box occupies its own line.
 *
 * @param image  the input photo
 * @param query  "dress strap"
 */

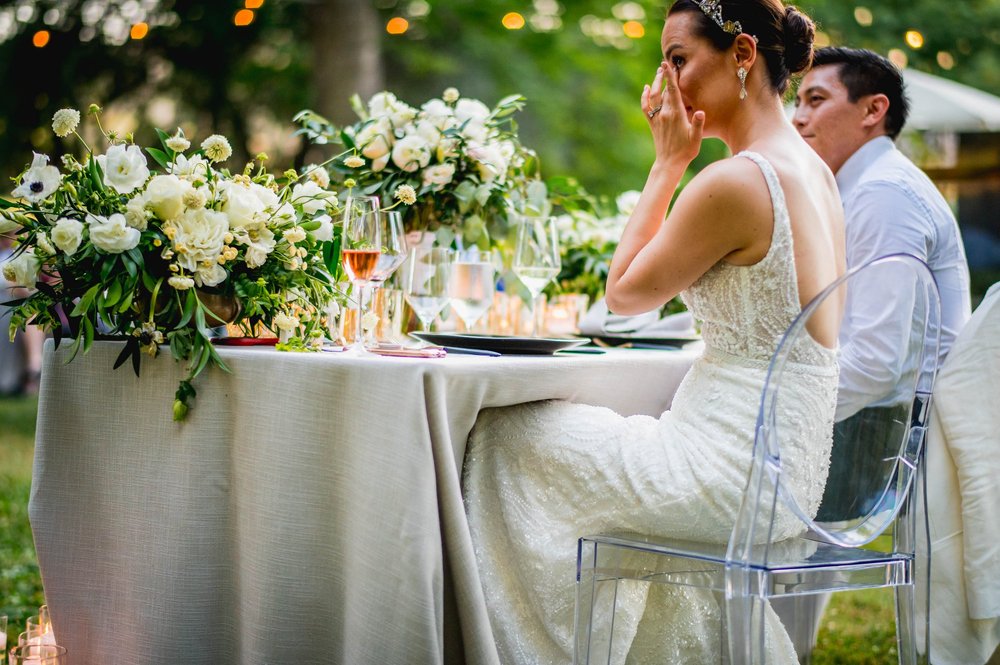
xmin=734 ymin=150 xmax=791 ymax=244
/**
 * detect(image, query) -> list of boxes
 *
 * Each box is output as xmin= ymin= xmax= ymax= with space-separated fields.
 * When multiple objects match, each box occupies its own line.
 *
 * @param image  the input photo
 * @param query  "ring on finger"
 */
xmin=647 ymin=105 xmax=662 ymax=118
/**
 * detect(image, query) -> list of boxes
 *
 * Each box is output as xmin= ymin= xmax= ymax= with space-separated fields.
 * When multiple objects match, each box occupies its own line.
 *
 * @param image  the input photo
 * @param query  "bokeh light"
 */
xmin=32 ymin=30 xmax=49 ymax=47
xmin=622 ymin=20 xmax=644 ymax=39
xmin=245 ymin=0 xmax=265 ymax=8
xmin=905 ymin=30 xmax=924 ymax=49
xmin=853 ymin=7 xmax=873 ymax=27
xmin=888 ymin=48 xmax=908 ymax=69
xmin=234 ymin=9 xmax=254 ymax=26
xmin=130 ymin=22 xmax=149 ymax=40
xmin=386 ymin=17 xmax=409 ymax=34
xmin=936 ymin=51 xmax=955 ymax=70
xmin=502 ymin=12 xmax=525 ymax=30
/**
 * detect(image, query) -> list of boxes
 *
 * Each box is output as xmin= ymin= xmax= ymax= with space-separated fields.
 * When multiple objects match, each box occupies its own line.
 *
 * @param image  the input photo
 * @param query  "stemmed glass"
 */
xmin=367 ymin=210 xmax=408 ymax=346
xmin=402 ymin=247 xmax=453 ymax=333
xmin=449 ymin=249 xmax=496 ymax=333
xmin=341 ymin=195 xmax=381 ymax=355
xmin=512 ymin=216 xmax=561 ymax=337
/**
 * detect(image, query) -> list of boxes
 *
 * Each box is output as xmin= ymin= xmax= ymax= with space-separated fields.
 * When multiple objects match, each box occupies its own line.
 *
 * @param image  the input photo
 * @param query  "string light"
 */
xmin=905 ymin=30 xmax=924 ymax=49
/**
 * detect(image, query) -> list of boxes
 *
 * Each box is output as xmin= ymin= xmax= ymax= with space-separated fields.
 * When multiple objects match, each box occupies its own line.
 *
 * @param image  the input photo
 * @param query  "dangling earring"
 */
xmin=737 ymin=66 xmax=748 ymax=100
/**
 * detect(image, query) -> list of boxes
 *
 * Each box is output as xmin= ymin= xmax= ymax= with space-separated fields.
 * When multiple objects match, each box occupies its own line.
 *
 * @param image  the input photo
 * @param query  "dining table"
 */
xmin=28 ymin=338 xmax=698 ymax=664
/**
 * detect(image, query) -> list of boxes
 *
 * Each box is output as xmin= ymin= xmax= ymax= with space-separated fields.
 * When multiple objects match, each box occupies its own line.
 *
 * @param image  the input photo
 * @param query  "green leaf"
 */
xmin=154 ymin=127 xmax=172 ymax=150
xmin=103 ymin=280 xmax=123 ymax=308
xmin=146 ymin=147 xmax=170 ymax=171
xmin=70 ymin=284 xmax=102 ymax=317
xmin=176 ymin=289 xmax=196 ymax=328
xmin=88 ymin=154 xmax=105 ymax=193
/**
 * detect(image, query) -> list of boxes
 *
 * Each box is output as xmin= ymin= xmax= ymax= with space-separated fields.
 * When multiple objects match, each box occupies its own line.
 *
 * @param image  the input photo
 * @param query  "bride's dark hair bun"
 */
xmin=782 ymin=6 xmax=815 ymax=75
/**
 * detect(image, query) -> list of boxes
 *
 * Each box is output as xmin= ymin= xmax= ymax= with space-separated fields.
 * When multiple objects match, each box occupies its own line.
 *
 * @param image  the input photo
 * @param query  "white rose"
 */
xmin=221 ymin=181 xmax=266 ymax=230
xmin=356 ymin=118 xmax=393 ymax=160
xmin=455 ymin=98 xmax=491 ymax=124
xmin=460 ymin=120 xmax=489 ymax=143
xmin=171 ymin=207 xmax=229 ymax=273
xmin=97 ymin=144 xmax=149 ymax=194
xmin=311 ymin=214 xmax=334 ymax=242
xmin=2 ymin=248 xmax=40 ymax=287
xmin=420 ymin=99 xmax=456 ymax=131
xmin=124 ymin=196 xmax=150 ymax=230
xmin=88 ymin=213 xmax=141 ymax=253
xmin=195 ymin=262 xmax=227 ymax=288
xmin=51 ymin=217 xmax=85 ymax=255
xmin=283 ymin=226 xmax=307 ymax=244
xmin=467 ymin=142 xmax=507 ymax=183
xmin=422 ymin=163 xmax=456 ymax=190
xmin=144 ymin=174 xmax=187 ymax=222
xmin=368 ymin=91 xmax=400 ymax=118
xmin=251 ymin=182 xmax=280 ymax=213
xmin=272 ymin=202 xmax=296 ymax=225
xmin=391 ymin=134 xmax=431 ymax=173
xmin=290 ymin=181 xmax=336 ymax=216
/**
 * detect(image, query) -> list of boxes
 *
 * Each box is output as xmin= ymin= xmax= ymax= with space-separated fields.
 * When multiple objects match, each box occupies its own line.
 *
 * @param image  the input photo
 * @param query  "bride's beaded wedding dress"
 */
xmin=463 ymin=152 xmax=839 ymax=664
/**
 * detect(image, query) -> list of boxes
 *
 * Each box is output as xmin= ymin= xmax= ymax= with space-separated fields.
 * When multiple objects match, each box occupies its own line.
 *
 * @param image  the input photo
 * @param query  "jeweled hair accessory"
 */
xmin=693 ymin=0 xmax=743 ymax=36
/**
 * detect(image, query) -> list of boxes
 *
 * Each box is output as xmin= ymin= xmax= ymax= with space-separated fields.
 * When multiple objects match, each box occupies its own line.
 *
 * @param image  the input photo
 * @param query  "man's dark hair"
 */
xmin=812 ymin=46 xmax=910 ymax=139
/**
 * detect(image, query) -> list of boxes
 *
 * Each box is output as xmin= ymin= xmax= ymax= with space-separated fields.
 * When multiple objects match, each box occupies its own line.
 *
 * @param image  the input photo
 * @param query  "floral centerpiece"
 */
xmin=294 ymin=88 xmax=544 ymax=249
xmin=1 ymin=105 xmax=341 ymax=419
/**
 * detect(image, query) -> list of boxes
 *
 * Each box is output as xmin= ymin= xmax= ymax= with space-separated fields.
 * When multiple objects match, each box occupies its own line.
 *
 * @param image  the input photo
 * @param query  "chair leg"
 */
xmin=895 ymin=584 xmax=925 ymax=664
xmin=574 ymin=567 xmax=619 ymax=665
xmin=725 ymin=595 xmax=768 ymax=664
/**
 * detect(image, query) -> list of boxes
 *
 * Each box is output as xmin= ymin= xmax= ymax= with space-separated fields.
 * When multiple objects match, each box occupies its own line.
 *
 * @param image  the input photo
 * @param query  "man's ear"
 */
xmin=733 ymin=33 xmax=757 ymax=70
xmin=862 ymin=93 xmax=891 ymax=130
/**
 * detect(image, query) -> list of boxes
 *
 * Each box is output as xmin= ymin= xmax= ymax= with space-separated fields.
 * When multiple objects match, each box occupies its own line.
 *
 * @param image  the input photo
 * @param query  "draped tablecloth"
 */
xmin=29 ymin=340 xmax=697 ymax=665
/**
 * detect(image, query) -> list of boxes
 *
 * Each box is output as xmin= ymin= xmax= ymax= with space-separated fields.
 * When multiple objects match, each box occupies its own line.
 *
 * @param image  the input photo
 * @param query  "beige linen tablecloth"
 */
xmin=29 ymin=340 xmax=696 ymax=665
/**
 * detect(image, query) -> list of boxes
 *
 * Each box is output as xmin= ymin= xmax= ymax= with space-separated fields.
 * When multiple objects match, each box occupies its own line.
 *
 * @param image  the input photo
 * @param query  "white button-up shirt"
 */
xmin=835 ymin=136 xmax=971 ymax=419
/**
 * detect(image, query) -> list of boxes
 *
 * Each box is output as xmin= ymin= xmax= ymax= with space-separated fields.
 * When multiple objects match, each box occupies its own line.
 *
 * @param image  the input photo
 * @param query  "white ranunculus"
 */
xmin=420 ymin=99 xmax=455 ymax=131
xmin=88 ymin=213 xmax=140 ymax=253
xmin=422 ymin=163 xmax=456 ymax=190
xmin=371 ymin=154 xmax=390 ymax=172
xmin=51 ymin=217 xmax=85 ymax=255
xmin=171 ymin=207 xmax=229 ymax=273
xmin=283 ymin=226 xmax=307 ymax=244
xmin=144 ymin=174 xmax=187 ymax=222
xmin=455 ymin=98 xmax=491 ymax=124
xmin=311 ymin=214 xmax=333 ymax=242
xmin=97 ymin=144 xmax=149 ymax=194
xmin=391 ymin=134 xmax=432 ymax=173
xmin=221 ymin=181 xmax=266 ymax=230
xmin=12 ymin=153 xmax=61 ymax=202
xmin=290 ymin=181 xmax=336 ymax=215
xmin=301 ymin=164 xmax=331 ymax=189
xmin=356 ymin=118 xmax=393 ymax=160
xmin=2 ymin=248 xmax=40 ymax=287
xmin=460 ymin=120 xmax=489 ymax=144
xmin=195 ymin=262 xmax=227 ymax=288
xmin=168 ymin=275 xmax=195 ymax=291
xmin=616 ymin=190 xmax=643 ymax=215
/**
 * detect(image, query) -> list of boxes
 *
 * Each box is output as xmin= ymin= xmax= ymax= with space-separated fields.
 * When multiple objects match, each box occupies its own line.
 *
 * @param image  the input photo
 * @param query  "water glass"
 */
xmin=8 ymin=644 xmax=66 ymax=665
xmin=449 ymin=249 xmax=497 ymax=332
xmin=512 ymin=216 xmax=561 ymax=336
xmin=402 ymin=247 xmax=454 ymax=332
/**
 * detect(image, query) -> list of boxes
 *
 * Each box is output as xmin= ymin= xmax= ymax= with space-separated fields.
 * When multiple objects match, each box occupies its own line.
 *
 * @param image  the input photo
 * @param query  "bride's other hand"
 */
xmin=642 ymin=62 xmax=704 ymax=171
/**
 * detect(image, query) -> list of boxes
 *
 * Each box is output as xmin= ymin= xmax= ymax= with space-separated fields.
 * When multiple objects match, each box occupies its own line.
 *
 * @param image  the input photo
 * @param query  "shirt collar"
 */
xmin=835 ymin=136 xmax=896 ymax=202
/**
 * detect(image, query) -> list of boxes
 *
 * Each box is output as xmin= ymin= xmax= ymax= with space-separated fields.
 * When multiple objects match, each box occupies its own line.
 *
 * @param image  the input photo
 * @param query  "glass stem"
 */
xmin=355 ymin=283 xmax=366 ymax=348
xmin=530 ymin=295 xmax=539 ymax=337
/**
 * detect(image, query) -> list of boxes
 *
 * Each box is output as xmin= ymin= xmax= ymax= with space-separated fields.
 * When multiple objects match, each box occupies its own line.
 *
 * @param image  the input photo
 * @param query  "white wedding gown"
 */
xmin=463 ymin=152 xmax=839 ymax=664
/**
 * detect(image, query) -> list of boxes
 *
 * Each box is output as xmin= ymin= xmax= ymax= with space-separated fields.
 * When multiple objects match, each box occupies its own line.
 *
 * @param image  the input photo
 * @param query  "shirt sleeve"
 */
xmin=836 ymin=181 xmax=933 ymax=420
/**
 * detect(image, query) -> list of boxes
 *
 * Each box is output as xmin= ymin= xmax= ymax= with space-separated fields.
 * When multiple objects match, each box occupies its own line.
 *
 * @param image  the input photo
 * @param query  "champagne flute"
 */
xmin=513 ymin=216 xmax=561 ymax=337
xmin=449 ymin=249 xmax=496 ymax=333
xmin=402 ymin=247 xmax=453 ymax=333
xmin=341 ymin=196 xmax=381 ymax=354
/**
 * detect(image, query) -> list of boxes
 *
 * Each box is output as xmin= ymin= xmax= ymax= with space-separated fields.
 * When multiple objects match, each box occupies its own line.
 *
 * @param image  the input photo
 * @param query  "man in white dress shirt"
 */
xmin=781 ymin=47 xmax=973 ymax=659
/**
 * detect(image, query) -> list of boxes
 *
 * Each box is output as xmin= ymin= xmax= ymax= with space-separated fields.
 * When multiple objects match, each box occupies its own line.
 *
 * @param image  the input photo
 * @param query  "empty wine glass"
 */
xmin=512 ymin=216 xmax=561 ymax=336
xmin=449 ymin=249 xmax=496 ymax=333
xmin=341 ymin=195 xmax=381 ymax=355
xmin=402 ymin=247 xmax=453 ymax=333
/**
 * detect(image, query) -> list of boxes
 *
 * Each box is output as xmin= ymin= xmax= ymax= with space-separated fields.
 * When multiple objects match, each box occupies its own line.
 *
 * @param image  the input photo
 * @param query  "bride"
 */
xmin=463 ymin=0 xmax=845 ymax=663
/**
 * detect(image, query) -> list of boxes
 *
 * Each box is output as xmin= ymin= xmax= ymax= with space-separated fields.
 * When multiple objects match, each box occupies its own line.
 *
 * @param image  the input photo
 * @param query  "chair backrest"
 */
xmin=728 ymin=253 xmax=941 ymax=565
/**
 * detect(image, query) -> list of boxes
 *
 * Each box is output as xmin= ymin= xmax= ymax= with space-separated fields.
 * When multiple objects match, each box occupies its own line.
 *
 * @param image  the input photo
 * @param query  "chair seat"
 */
xmin=580 ymin=532 xmax=913 ymax=598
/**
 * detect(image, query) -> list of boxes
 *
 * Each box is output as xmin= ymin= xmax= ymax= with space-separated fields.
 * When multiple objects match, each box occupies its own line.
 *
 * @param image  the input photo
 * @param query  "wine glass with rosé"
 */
xmin=341 ymin=195 xmax=381 ymax=355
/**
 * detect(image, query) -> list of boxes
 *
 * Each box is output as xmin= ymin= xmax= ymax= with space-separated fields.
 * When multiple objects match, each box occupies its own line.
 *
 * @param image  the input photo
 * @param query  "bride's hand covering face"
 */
xmin=643 ymin=61 xmax=705 ymax=171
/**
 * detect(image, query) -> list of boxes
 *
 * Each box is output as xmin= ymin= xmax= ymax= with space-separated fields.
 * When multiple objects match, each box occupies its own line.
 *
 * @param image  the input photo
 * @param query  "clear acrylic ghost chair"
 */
xmin=574 ymin=253 xmax=940 ymax=664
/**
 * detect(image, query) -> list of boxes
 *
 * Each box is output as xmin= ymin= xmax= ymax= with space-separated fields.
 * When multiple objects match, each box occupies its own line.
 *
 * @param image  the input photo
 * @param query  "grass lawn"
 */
xmin=0 ymin=396 xmax=898 ymax=662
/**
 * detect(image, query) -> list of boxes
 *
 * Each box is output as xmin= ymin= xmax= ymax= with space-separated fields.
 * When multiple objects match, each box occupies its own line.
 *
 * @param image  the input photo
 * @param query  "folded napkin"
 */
xmin=578 ymin=297 xmax=696 ymax=337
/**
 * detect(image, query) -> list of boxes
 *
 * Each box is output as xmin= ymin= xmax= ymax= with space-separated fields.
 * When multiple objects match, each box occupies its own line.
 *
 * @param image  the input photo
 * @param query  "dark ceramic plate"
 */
xmin=410 ymin=332 xmax=590 ymax=355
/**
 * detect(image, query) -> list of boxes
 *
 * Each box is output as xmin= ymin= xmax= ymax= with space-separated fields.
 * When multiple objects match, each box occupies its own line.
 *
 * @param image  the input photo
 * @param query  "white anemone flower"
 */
xmin=12 ymin=153 xmax=61 ymax=202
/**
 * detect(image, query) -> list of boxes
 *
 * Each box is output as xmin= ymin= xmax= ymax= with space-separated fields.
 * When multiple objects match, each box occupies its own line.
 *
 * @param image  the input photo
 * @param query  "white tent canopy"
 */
xmin=903 ymin=69 xmax=1000 ymax=133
